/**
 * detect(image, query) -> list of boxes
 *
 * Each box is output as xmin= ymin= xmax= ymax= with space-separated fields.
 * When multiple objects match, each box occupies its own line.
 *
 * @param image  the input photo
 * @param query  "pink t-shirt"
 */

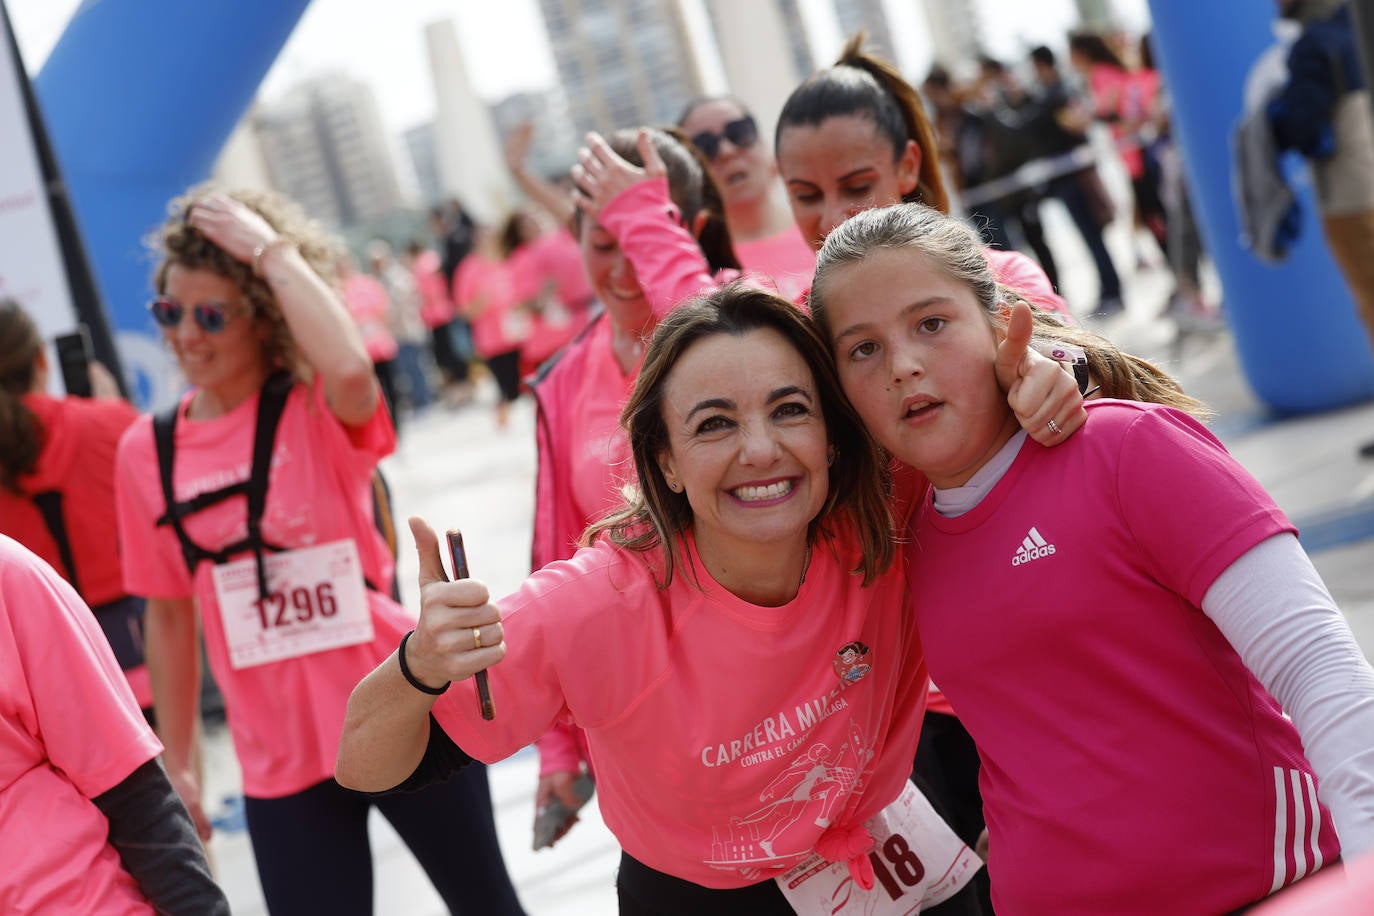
xmin=454 ymin=252 xmax=526 ymax=359
xmin=433 ymin=522 xmax=926 ymax=889
xmin=342 ymin=273 xmax=399 ymax=363
xmin=561 ymin=320 xmax=639 ymax=537
xmin=0 ymin=535 xmax=162 ymax=913
xmin=412 ymin=250 xmax=456 ymax=330
xmin=115 ymin=379 xmax=413 ymax=798
xmin=985 ymin=247 xmax=1071 ymax=318
xmin=734 ymin=225 xmax=816 ymax=302
xmin=510 ymin=232 xmax=595 ymax=370
xmin=908 ymin=401 xmax=1339 ymax=914
xmin=516 ymin=229 xmax=594 ymax=311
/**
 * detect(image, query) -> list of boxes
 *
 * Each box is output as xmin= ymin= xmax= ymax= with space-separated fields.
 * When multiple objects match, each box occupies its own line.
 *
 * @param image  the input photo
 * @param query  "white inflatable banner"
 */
xmin=0 ymin=7 xmax=78 ymax=342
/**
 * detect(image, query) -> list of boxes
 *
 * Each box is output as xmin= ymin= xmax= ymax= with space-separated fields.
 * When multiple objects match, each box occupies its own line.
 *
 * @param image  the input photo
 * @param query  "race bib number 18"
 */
xmin=777 ymin=781 xmax=982 ymax=915
xmin=213 ymin=539 xmax=374 ymax=670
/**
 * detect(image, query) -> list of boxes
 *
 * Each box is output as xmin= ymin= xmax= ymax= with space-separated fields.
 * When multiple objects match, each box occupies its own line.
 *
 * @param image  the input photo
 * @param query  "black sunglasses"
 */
xmin=689 ymin=115 xmax=759 ymax=162
xmin=148 ymin=297 xmax=239 ymax=334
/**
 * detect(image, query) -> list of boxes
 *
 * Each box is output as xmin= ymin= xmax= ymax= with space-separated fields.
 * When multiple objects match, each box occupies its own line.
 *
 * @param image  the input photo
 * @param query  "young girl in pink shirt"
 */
xmin=115 ymin=187 xmax=524 ymax=915
xmin=809 ymin=201 xmax=1374 ymax=914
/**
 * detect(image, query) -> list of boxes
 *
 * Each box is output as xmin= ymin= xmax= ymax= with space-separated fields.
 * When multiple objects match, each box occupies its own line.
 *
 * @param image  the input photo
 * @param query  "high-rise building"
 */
xmin=775 ymin=0 xmax=817 ymax=79
xmin=704 ymin=0 xmax=802 ymax=135
xmin=213 ymin=114 xmax=273 ymax=191
xmin=253 ymin=72 xmax=403 ymax=229
xmin=425 ymin=19 xmax=514 ymax=223
xmin=832 ymin=0 xmax=897 ymax=60
xmin=402 ymin=122 xmax=444 ymax=209
xmin=536 ymin=0 xmax=706 ymax=136
xmin=920 ymin=0 xmax=986 ymax=75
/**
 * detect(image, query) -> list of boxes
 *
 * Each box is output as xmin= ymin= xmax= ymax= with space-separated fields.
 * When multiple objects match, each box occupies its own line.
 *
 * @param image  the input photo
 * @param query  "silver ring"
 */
xmin=1047 ymin=418 xmax=1062 ymax=435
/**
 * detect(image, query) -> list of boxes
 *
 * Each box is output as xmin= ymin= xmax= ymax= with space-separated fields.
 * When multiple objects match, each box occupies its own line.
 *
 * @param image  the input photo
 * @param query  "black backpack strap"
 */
xmin=30 ymin=490 xmax=80 ymax=595
xmin=152 ymin=402 xmax=202 ymax=576
xmin=153 ymin=372 xmax=295 ymax=597
xmin=243 ymin=371 xmax=295 ymax=598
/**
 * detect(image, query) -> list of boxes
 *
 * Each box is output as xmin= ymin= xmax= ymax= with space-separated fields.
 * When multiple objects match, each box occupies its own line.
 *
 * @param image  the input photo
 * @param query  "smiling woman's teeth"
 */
xmin=732 ymin=480 xmax=794 ymax=501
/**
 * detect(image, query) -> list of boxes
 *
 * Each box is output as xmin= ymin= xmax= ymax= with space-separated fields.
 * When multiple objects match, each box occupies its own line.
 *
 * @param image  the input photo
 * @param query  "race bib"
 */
xmin=213 ymin=539 xmax=374 ymax=670
xmin=777 ymin=781 xmax=982 ymax=915
xmin=502 ymin=308 xmax=532 ymax=342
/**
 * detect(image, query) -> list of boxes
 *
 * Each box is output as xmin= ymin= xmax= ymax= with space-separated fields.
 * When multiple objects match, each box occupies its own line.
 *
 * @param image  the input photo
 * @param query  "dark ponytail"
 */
xmin=0 ymin=300 xmax=45 ymax=493
xmin=777 ymin=32 xmax=950 ymax=214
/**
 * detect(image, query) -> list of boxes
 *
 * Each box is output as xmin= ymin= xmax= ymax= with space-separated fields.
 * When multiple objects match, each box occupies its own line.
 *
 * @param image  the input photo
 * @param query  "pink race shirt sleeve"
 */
xmin=1113 ymin=406 xmax=1293 ymax=604
xmin=598 ymin=178 xmax=718 ymax=319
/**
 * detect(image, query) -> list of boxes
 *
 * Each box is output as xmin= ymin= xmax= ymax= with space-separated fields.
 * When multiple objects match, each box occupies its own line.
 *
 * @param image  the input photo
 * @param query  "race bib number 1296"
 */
xmin=213 ymin=539 xmax=374 ymax=670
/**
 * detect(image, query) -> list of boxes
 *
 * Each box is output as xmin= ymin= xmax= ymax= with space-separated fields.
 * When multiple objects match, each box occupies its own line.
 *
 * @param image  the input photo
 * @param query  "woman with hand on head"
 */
xmin=338 ymin=285 xmax=985 ymax=914
xmin=520 ymin=127 xmax=743 ymax=835
xmin=679 ymin=96 xmax=817 ymax=299
xmin=0 ymin=300 xmax=154 ymax=715
xmin=809 ymin=201 xmax=1374 ymax=914
xmin=114 ymin=187 xmax=525 ymax=915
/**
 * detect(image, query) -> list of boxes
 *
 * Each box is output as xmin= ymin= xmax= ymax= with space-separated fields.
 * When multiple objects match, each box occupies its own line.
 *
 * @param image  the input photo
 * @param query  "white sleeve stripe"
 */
xmin=1272 ymin=766 xmax=1289 ymax=895
xmin=1290 ymin=768 xmax=1310 ymax=884
xmin=1305 ymin=771 xmax=1324 ymax=878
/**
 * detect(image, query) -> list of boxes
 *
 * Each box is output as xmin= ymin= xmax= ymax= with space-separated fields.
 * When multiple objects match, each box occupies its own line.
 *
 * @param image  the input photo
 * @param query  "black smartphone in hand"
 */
xmin=54 ymin=325 xmax=94 ymax=398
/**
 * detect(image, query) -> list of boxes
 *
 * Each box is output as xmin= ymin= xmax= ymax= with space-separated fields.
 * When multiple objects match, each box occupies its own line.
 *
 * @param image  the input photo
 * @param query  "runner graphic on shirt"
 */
xmin=706 ymin=718 xmax=875 ymax=871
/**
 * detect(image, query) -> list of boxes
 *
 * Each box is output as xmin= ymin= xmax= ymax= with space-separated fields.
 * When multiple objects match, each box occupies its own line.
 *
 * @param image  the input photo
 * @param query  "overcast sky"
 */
xmin=8 ymin=0 xmax=1151 ymax=134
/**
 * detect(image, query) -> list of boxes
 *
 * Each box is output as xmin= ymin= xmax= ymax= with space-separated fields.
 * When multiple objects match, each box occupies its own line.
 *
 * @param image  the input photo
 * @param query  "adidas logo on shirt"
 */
xmin=1012 ymin=527 xmax=1056 ymax=566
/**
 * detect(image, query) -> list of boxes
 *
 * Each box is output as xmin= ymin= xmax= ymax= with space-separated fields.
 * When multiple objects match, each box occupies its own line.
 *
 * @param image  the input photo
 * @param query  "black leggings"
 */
xmin=485 ymin=349 xmax=523 ymax=403
xmin=912 ymin=711 xmax=993 ymax=914
xmin=616 ymin=852 xmax=795 ymax=916
xmin=243 ymin=766 xmax=525 ymax=916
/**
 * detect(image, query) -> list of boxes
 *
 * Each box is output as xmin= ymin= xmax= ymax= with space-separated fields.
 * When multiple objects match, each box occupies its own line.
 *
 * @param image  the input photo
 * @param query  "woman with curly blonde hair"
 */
xmin=115 ymin=186 xmax=526 ymax=915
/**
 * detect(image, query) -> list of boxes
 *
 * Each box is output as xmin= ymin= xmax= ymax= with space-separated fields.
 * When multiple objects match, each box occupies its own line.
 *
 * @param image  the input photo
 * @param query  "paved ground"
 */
xmin=204 ymin=204 xmax=1374 ymax=914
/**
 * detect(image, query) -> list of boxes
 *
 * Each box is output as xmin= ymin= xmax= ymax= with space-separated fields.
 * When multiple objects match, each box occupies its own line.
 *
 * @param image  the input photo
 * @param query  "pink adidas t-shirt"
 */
xmin=908 ymin=401 xmax=1339 ymax=914
xmin=115 ymin=379 xmax=414 ymax=799
xmin=734 ymin=225 xmax=816 ymax=302
xmin=0 ymin=535 xmax=162 ymax=913
xmin=454 ymin=252 xmax=526 ymax=359
xmin=433 ymin=522 xmax=926 ymax=889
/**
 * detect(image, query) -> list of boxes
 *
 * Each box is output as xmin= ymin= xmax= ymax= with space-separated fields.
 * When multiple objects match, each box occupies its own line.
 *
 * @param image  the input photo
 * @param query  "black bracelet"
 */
xmin=398 ymin=630 xmax=450 ymax=696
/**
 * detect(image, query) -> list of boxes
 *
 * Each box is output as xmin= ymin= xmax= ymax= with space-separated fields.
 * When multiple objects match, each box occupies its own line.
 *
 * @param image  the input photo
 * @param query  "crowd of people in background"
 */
xmin=5 ymin=10 xmax=1374 ymax=916
xmin=920 ymin=32 xmax=1218 ymax=328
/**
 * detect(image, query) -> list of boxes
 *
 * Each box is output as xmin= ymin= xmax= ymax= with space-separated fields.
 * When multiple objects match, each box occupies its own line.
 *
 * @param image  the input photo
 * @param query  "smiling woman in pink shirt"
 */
xmin=338 ymin=285 xmax=986 ymax=914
